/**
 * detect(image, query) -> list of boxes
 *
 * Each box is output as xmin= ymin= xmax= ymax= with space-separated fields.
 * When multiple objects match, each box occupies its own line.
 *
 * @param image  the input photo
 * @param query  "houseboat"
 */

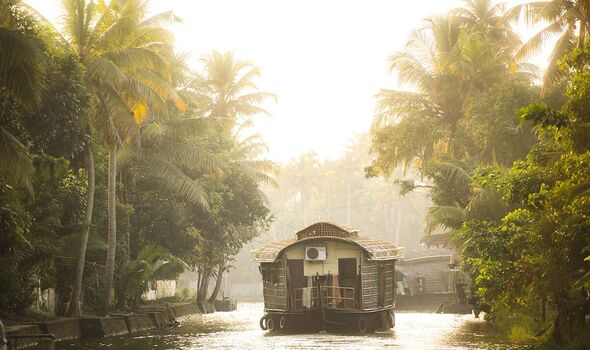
xmin=251 ymin=222 xmax=404 ymax=332
xmin=395 ymin=233 xmax=471 ymax=314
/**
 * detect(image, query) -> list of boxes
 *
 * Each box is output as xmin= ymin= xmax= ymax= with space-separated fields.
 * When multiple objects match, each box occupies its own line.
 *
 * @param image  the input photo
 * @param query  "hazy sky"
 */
xmin=26 ymin=0 xmax=541 ymax=164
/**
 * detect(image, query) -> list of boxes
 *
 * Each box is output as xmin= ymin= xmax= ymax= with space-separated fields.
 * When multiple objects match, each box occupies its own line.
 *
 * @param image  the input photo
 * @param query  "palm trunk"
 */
xmin=208 ymin=263 xmax=225 ymax=303
xmin=66 ymin=148 xmax=95 ymax=317
xmin=101 ymin=145 xmax=118 ymax=315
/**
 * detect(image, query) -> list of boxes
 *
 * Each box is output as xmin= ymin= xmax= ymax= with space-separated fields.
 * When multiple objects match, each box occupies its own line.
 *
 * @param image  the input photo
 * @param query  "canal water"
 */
xmin=56 ymin=303 xmax=530 ymax=349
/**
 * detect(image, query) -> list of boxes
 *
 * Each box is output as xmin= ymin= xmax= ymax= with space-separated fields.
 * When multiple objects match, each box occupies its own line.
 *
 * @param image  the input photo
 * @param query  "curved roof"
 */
xmin=251 ymin=222 xmax=404 ymax=262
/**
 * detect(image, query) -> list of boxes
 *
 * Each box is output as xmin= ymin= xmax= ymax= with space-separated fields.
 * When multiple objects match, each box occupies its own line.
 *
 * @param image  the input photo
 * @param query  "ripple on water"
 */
xmin=56 ymin=303 xmax=532 ymax=350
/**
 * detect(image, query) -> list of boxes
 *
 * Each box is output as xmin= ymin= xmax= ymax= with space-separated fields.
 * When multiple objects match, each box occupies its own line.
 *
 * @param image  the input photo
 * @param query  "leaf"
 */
xmin=425 ymin=205 xmax=466 ymax=234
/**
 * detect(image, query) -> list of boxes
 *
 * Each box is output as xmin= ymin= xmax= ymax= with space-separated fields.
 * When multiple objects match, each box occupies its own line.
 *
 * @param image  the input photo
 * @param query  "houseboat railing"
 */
xmin=320 ymin=286 xmax=355 ymax=310
xmin=292 ymin=287 xmax=319 ymax=310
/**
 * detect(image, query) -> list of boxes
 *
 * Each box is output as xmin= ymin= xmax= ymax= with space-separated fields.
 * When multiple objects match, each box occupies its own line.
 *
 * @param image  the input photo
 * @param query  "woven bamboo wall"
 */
xmin=361 ymin=255 xmax=379 ymax=310
xmin=383 ymin=261 xmax=395 ymax=306
xmin=361 ymin=256 xmax=396 ymax=310
xmin=261 ymin=261 xmax=288 ymax=310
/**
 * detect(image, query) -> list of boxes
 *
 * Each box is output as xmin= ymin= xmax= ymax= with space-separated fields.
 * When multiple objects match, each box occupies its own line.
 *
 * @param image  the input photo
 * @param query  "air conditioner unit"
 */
xmin=305 ymin=246 xmax=326 ymax=261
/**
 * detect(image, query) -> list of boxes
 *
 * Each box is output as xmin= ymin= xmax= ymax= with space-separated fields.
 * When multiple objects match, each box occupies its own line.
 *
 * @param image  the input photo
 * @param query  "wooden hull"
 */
xmin=259 ymin=307 xmax=395 ymax=333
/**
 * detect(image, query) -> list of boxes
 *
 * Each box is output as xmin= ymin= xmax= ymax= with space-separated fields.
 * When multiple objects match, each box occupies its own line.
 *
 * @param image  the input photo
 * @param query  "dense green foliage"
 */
xmin=369 ymin=0 xmax=590 ymax=347
xmin=0 ymin=157 xmax=86 ymax=316
xmin=0 ymin=0 xmax=272 ymax=318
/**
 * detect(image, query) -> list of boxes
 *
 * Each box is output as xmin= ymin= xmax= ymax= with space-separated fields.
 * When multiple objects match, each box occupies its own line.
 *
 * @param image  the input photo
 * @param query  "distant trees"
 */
xmin=257 ymin=135 xmax=431 ymax=255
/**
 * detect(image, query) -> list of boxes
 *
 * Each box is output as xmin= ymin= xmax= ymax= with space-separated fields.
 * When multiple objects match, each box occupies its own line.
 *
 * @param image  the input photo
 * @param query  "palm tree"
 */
xmin=0 ymin=0 xmax=45 ymax=191
xmin=506 ymin=0 xmax=590 ymax=87
xmin=371 ymin=11 xmax=534 ymax=174
xmin=117 ymin=244 xmax=187 ymax=309
xmin=193 ymin=50 xmax=277 ymax=201
xmin=194 ymin=51 xmax=276 ymax=130
xmin=191 ymin=51 xmax=276 ymax=301
xmin=60 ymin=0 xmax=183 ymax=316
xmin=205 ymin=131 xmax=277 ymax=303
xmin=372 ymin=15 xmax=481 ymax=170
xmin=423 ymin=160 xmax=513 ymax=240
xmin=119 ymin=115 xmax=223 ymax=210
xmin=451 ymin=0 xmax=521 ymax=51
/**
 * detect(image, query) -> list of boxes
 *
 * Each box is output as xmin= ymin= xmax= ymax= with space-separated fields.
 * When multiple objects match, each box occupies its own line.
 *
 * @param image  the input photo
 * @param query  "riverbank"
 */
xmin=3 ymin=299 xmax=236 ymax=349
xmin=54 ymin=303 xmax=536 ymax=350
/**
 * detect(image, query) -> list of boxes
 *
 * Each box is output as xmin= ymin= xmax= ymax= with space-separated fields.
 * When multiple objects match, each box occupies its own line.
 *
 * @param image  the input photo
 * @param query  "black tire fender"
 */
xmin=358 ymin=316 xmax=368 ymax=333
xmin=259 ymin=315 xmax=268 ymax=330
xmin=267 ymin=317 xmax=276 ymax=331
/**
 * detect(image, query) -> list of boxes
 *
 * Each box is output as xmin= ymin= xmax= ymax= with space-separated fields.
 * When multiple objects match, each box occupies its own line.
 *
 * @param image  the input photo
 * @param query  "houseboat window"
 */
xmin=288 ymin=259 xmax=306 ymax=289
xmin=338 ymin=258 xmax=357 ymax=287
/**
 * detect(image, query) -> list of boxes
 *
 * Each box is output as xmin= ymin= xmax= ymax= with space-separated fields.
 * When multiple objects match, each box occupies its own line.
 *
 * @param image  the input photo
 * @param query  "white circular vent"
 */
xmin=306 ymin=247 xmax=319 ymax=260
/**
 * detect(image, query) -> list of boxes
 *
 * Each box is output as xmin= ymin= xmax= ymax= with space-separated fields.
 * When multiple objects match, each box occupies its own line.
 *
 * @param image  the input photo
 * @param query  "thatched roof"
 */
xmin=252 ymin=222 xmax=404 ymax=263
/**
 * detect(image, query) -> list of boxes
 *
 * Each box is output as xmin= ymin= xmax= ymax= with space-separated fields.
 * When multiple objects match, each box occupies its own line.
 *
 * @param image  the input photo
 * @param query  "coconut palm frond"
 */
xmin=88 ymin=56 xmax=128 ymax=86
xmin=118 ymin=244 xmax=187 ymax=301
xmin=231 ymin=66 xmax=261 ymax=92
xmin=60 ymin=0 xmax=96 ymax=52
xmin=374 ymin=90 xmax=436 ymax=127
xmin=234 ymin=160 xmax=279 ymax=188
xmin=99 ymin=83 xmax=139 ymax=142
xmin=0 ymin=27 xmax=45 ymax=106
xmin=133 ymin=27 xmax=174 ymax=49
xmin=116 ymin=143 xmax=137 ymax=168
xmin=542 ymin=24 xmax=576 ymax=89
xmin=134 ymin=68 xmax=185 ymax=111
xmin=139 ymin=10 xmax=181 ymax=28
xmin=141 ymin=121 xmax=169 ymax=141
xmin=234 ymin=91 xmax=277 ymax=106
xmin=158 ymin=139 xmax=224 ymax=172
xmin=425 ymin=205 xmax=466 ymax=235
xmin=164 ymin=116 xmax=219 ymax=135
xmin=145 ymin=154 xmax=210 ymax=210
xmin=503 ymin=2 xmax=552 ymax=25
xmin=514 ymin=13 xmax=568 ymax=62
xmin=94 ymin=15 xmax=136 ymax=48
xmin=101 ymin=46 xmax=167 ymax=72
xmin=432 ymin=160 xmax=473 ymax=189
xmin=151 ymin=259 xmax=186 ymax=280
xmin=389 ymin=51 xmax=434 ymax=90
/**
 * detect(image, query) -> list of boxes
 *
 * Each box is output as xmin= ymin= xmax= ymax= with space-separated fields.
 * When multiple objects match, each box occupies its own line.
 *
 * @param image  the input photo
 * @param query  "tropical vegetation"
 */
xmin=368 ymin=0 xmax=589 ymax=347
xmin=0 ymin=0 xmax=273 ymax=318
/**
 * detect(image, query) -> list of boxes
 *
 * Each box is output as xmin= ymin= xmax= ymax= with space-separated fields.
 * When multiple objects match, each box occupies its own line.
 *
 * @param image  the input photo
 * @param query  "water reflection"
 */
xmin=57 ymin=303 xmax=530 ymax=350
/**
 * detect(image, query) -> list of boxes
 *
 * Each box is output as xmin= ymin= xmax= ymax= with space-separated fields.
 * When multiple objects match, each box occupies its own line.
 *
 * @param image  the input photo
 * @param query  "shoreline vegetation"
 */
xmin=1 ymin=0 xmax=272 ymax=326
xmin=366 ymin=0 xmax=590 ymax=348
xmin=0 ymin=0 xmax=589 ymax=349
